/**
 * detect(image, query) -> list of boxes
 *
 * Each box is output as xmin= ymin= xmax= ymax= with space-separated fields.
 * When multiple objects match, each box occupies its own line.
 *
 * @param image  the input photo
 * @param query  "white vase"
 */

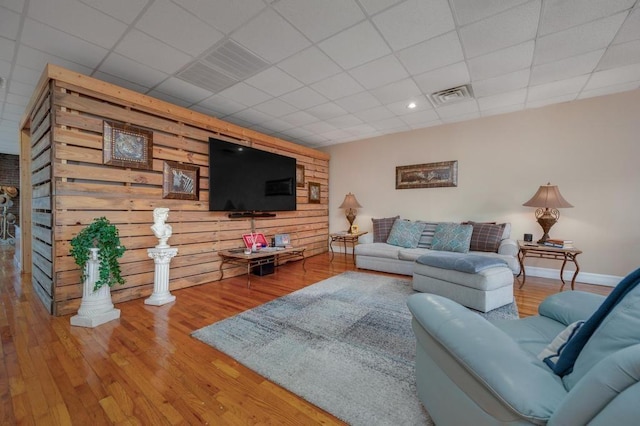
xmin=70 ymin=248 xmax=121 ymax=327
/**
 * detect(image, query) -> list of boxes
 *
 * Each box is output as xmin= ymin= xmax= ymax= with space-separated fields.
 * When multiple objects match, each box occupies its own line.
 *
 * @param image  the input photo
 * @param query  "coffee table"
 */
xmin=218 ymin=247 xmax=306 ymax=287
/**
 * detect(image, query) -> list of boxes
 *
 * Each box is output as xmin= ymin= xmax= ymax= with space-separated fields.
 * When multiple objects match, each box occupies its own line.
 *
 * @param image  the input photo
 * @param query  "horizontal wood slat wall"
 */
xmin=22 ymin=65 xmax=330 ymax=316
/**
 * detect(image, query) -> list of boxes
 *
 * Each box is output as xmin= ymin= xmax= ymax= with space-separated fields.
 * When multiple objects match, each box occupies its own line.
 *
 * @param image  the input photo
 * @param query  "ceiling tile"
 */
xmin=584 ymin=63 xmax=640 ymax=90
xmin=613 ymin=7 xmax=640 ymax=44
xmin=435 ymin=99 xmax=479 ymax=119
xmin=354 ymin=105 xmax=395 ymax=122
xmin=467 ymin=41 xmax=534 ymax=81
xmin=384 ymin=96 xmax=432 ymax=115
xmin=146 ymin=89 xmax=191 ymax=107
xmin=371 ymin=116 xmax=409 ymax=131
xmin=306 ymin=102 xmax=348 ymax=120
xmin=93 ymin=71 xmax=150 ymax=94
xmin=115 ymin=29 xmax=192 ymax=74
xmin=136 ymin=0 xmax=224 ymax=57
xmin=369 ymin=78 xmax=422 ymax=104
xmin=372 ymin=0 xmax=455 ymax=50
xmin=318 ymin=21 xmax=390 ymax=70
xmin=232 ymin=9 xmax=310 ymax=63
xmin=21 ymin=18 xmax=108 ymax=68
xmin=358 ymin=0 xmax=403 ymax=16
xmin=397 ymin=31 xmax=464 ymax=76
xmin=534 ymin=13 xmax=627 ymax=65
xmin=414 ymin=62 xmax=470 ymax=95
xmin=28 ymin=0 xmax=126 ymax=49
xmin=0 ymin=6 xmax=20 ymax=39
xmin=597 ymin=40 xmax=640 ymax=70
xmin=325 ymin=114 xmax=363 ymax=128
xmin=302 ymin=121 xmax=337 ymax=134
xmin=530 ymin=50 xmax=604 ymax=86
xmin=15 ymin=44 xmax=93 ymax=76
xmin=472 ymin=68 xmax=530 ymax=97
xmin=245 ymin=67 xmax=303 ymax=97
xmin=216 ymin=82 xmax=271 ymax=106
xmin=311 ymin=72 xmax=364 ymax=100
xmin=173 ymin=0 xmax=266 ymax=34
xmin=228 ymin=108 xmax=274 ymax=124
xmin=480 ymin=103 xmax=524 ymax=117
xmin=0 ymin=38 xmax=15 ymax=62
xmin=1 ymin=0 xmax=24 ymax=14
xmin=477 ymin=88 xmax=527 ymax=110
xmin=399 ymin=108 xmax=440 ymax=126
xmin=274 ymin=0 xmax=365 ymax=42
xmin=153 ymin=77 xmax=213 ymax=104
xmin=277 ymin=47 xmax=341 ymax=85
xmin=450 ymin=0 xmax=529 ymax=26
xmin=578 ymin=81 xmax=640 ymax=99
xmin=349 ymin=55 xmax=408 ymax=90
xmin=526 ymin=93 xmax=576 ymax=108
xmin=526 ymin=75 xmax=589 ymax=102
xmin=80 ymin=0 xmax=148 ymax=24
xmin=539 ymin=0 xmax=635 ymax=36
xmin=196 ymin=94 xmax=246 ymax=116
xmin=252 ymin=98 xmax=298 ymax=117
xmin=280 ymin=110 xmax=319 ymax=126
xmin=280 ymin=86 xmax=329 ymax=109
xmin=459 ymin=1 xmax=540 ymax=58
xmin=99 ymin=53 xmax=169 ymax=88
xmin=334 ymin=91 xmax=382 ymax=113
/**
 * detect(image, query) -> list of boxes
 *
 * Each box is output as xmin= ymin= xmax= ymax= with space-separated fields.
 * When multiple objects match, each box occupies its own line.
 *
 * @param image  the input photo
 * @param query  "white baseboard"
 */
xmin=525 ymin=266 xmax=620 ymax=287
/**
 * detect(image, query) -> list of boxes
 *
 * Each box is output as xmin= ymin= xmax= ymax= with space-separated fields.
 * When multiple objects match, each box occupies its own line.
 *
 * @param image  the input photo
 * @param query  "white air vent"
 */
xmin=429 ymin=84 xmax=474 ymax=106
xmin=177 ymin=40 xmax=270 ymax=94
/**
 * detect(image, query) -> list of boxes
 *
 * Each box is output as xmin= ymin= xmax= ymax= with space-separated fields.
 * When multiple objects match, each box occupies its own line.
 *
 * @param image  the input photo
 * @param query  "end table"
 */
xmin=517 ymin=240 xmax=582 ymax=290
xmin=329 ymin=231 xmax=368 ymax=264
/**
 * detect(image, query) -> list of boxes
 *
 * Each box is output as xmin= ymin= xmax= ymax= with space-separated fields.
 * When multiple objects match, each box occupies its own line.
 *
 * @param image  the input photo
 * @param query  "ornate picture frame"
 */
xmin=296 ymin=164 xmax=305 ymax=188
xmin=162 ymin=161 xmax=199 ymax=200
xmin=395 ymin=161 xmax=458 ymax=189
xmin=308 ymin=182 xmax=321 ymax=204
xmin=103 ymin=121 xmax=153 ymax=170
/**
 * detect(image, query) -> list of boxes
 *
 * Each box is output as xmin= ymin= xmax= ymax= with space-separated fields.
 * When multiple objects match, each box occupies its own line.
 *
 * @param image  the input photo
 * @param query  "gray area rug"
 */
xmin=192 ymin=271 xmax=519 ymax=425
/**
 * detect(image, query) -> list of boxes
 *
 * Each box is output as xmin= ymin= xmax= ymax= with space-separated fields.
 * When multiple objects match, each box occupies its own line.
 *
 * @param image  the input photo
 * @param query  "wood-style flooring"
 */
xmin=0 ymin=246 xmax=611 ymax=425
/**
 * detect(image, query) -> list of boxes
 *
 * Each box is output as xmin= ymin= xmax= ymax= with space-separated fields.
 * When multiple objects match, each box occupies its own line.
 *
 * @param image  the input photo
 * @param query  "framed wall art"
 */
xmin=396 ymin=161 xmax=458 ymax=189
xmin=103 ymin=121 xmax=153 ymax=170
xmin=308 ymin=182 xmax=321 ymax=203
xmin=296 ymin=164 xmax=305 ymax=187
xmin=162 ymin=161 xmax=199 ymax=200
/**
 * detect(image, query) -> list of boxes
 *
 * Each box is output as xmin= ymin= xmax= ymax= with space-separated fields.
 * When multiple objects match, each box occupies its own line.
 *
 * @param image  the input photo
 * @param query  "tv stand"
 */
xmin=228 ymin=212 xmax=276 ymax=219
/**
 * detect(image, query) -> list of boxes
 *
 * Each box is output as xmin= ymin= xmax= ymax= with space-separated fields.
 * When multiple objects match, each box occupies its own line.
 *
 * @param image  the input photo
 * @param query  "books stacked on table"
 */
xmin=543 ymin=239 xmax=574 ymax=248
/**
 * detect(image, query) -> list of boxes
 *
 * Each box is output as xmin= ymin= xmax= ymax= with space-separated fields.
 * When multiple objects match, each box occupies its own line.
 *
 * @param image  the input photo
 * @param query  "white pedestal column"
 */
xmin=145 ymin=247 xmax=178 ymax=306
xmin=71 ymin=248 xmax=121 ymax=327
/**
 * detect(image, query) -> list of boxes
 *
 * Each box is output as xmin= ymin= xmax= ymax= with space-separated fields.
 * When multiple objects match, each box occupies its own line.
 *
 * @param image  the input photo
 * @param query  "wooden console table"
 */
xmin=517 ymin=240 xmax=582 ymax=290
xmin=329 ymin=231 xmax=368 ymax=264
xmin=218 ymin=247 xmax=306 ymax=287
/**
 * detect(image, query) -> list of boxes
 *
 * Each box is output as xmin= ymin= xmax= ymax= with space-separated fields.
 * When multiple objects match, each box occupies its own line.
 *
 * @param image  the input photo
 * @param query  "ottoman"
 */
xmin=412 ymin=253 xmax=514 ymax=313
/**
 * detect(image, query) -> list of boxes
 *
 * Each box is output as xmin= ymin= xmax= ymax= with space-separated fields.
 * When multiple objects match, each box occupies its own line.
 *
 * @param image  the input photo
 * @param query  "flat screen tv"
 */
xmin=208 ymin=138 xmax=297 ymax=213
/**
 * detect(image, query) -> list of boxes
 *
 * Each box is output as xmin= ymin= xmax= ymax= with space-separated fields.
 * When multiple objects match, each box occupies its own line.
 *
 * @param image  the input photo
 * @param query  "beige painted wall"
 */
xmin=322 ymin=89 xmax=640 ymax=282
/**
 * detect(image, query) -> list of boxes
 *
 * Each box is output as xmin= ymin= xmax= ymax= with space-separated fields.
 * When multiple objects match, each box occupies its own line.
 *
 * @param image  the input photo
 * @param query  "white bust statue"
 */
xmin=151 ymin=207 xmax=172 ymax=248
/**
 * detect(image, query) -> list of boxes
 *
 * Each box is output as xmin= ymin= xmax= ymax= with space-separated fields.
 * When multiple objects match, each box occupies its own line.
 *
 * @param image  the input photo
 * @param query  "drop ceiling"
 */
xmin=1 ymin=0 xmax=639 ymax=155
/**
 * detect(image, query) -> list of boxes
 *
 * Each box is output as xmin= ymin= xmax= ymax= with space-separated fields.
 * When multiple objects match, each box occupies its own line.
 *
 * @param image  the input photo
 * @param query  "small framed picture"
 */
xmin=308 ymin=182 xmax=321 ymax=203
xmin=162 ymin=161 xmax=199 ymax=200
xmin=350 ymin=225 xmax=359 ymax=234
xmin=296 ymin=164 xmax=305 ymax=188
xmin=275 ymin=233 xmax=291 ymax=247
xmin=103 ymin=121 xmax=153 ymax=170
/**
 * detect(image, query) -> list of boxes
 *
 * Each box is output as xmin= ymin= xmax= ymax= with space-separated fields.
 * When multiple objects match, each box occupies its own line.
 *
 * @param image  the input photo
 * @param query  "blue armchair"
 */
xmin=407 ymin=268 xmax=640 ymax=425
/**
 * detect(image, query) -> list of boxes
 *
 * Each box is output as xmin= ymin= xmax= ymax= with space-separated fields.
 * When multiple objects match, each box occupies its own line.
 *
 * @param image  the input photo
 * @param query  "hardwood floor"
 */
xmin=0 ymin=246 xmax=611 ymax=425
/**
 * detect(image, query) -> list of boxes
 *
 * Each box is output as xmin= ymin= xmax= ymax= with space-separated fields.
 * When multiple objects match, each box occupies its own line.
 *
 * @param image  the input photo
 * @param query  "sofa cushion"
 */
xmin=466 ymin=221 xmax=506 ymax=252
xmin=416 ymin=221 xmax=439 ymax=248
xmin=354 ymin=242 xmax=401 ymax=260
xmin=431 ymin=223 xmax=473 ymax=253
xmin=537 ymin=321 xmax=585 ymax=366
xmin=416 ymin=251 xmax=507 ymax=273
xmin=386 ymin=220 xmax=426 ymax=248
xmin=372 ymin=216 xmax=399 ymax=243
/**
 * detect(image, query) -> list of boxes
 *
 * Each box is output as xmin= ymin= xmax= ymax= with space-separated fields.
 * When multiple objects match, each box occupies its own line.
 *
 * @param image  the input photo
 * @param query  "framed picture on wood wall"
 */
xmin=162 ymin=161 xmax=199 ymax=200
xmin=308 ymin=182 xmax=321 ymax=203
xmin=296 ymin=164 xmax=305 ymax=187
xmin=395 ymin=160 xmax=458 ymax=189
xmin=103 ymin=121 xmax=153 ymax=170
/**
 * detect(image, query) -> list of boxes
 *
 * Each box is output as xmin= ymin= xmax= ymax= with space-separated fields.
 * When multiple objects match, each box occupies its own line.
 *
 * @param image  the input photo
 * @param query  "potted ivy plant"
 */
xmin=69 ymin=217 xmax=126 ymax=327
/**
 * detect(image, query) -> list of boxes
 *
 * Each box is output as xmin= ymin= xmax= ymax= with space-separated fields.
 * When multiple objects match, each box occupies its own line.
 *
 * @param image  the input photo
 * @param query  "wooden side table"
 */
xmin=329 ymin=231 xmax=368 ymax=264
xmin=517 ymin=240 xmax=582 ymax=290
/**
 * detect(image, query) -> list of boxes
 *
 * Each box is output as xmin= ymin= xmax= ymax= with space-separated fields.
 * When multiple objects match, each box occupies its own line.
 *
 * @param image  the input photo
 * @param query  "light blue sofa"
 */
xmin=407 ymin=268 xmax=640 ymax=425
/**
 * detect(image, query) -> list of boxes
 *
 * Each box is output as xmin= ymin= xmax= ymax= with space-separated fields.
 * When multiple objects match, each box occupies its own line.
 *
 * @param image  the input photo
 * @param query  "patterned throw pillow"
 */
xmin=416 ymin=221 xmax=439 ymax=248
xmin=431 ymin=223 xmax=473 ymax=253
xmin=386 ymin=220 xmax=427 ymax=248
xmin=372 ymin=216 xmax=399 ymax=243
xmin=466 ymin=221 xmax=506 ymax=252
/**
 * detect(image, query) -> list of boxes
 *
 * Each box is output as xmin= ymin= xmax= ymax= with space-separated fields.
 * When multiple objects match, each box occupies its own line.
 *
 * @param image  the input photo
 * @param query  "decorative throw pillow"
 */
xmin=416 ymin=221 xmax=439 ymax=249
xmin=386 ymin=220 xmax=426 ymax=248
xmin=431 ymin=223 xmax=473 ymax=253
xmin=372 ymin=216 xmax=399 ymax=243
xmin=537 ymin=321 xmax=585 ymax=369
xmin=465 ymin=221 xmax=506 ymax=252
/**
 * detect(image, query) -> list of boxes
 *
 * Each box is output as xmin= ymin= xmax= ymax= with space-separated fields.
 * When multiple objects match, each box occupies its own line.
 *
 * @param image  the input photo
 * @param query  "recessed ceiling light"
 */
xmin=407 ymin=102 xmax=417 ymax=109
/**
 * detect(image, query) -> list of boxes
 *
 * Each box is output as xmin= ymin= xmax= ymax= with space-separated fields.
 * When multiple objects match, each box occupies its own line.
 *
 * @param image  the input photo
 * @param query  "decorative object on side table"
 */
xmin=162 ymin=161 xmax=199 ymax=200
xmin=338 ymin=192 xmax=362 ymax=233
xmin=395 ymin=160 xmax=458 ymax=189
xmin=522 ymin=182 xmax=573 ymax=243
xmin=103 ymin=121 xmax=153 ymax=170
xmin=146 ymin=208 xmax=178 ymax=306
xmin=69 ymin=217 xmax=126 ymax=327
xmin=308 ymin=182 xmax=321 ymax=203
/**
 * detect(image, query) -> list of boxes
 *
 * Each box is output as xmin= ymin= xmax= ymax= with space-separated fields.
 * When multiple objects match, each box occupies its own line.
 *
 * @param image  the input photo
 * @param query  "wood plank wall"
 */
xmin=21 ymin=65 xmax=330 ymax=316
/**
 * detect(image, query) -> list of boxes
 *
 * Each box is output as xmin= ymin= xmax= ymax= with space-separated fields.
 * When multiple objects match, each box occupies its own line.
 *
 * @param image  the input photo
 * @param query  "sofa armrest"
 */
xmin=549 ymin=344 xmax=640 ymax=426
xmin=407 ymin=293 xmax=566 ymax=421
xmin=497 ymin=238 xmax=518 ymax=257
xmin=538 ymin=291 xmax=605 ymax=326
xmin=358 ymin=233 xmax=373 ymax=244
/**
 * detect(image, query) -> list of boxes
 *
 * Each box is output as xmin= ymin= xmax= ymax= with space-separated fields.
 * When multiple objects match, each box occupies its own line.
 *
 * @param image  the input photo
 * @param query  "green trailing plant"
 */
xmin=70 ymin=217 xmax=126 ymax=291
